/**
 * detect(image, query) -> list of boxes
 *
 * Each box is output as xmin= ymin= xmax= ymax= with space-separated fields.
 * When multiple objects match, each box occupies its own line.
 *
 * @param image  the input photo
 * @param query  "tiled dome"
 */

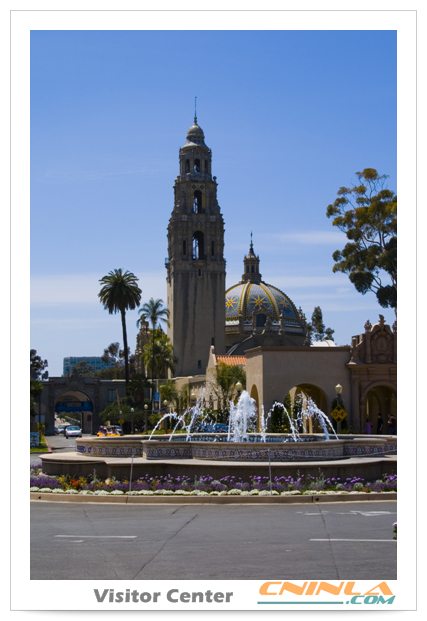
xmin=226 ymin=281 xmax=299 ymax=324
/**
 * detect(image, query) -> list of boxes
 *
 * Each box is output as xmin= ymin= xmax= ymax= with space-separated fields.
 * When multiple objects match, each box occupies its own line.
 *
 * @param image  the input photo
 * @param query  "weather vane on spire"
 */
xmin=250 ymin=231 xmax=254 ymax=251
xmin=194 ymin=96 xmax=197 ymax=122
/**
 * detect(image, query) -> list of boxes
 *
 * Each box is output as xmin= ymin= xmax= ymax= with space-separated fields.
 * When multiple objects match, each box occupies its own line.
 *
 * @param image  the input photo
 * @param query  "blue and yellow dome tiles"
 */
xmin=225 ymin=282 xmax=298 ymax=324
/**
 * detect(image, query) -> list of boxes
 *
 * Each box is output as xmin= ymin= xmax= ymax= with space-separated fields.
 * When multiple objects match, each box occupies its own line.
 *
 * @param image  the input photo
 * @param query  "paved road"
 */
xmin=31 ymin=500 xmax=397 ymax=581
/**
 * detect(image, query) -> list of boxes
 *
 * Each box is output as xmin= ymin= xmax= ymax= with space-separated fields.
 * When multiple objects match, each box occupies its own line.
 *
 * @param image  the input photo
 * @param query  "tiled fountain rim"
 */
xmin=75 ymin=435 xmax=396 ymax=461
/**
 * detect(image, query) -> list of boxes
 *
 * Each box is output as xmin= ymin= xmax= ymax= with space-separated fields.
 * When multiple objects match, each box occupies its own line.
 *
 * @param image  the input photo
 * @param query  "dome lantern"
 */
xmin=242 ymin=233 xmax=261 ymax=284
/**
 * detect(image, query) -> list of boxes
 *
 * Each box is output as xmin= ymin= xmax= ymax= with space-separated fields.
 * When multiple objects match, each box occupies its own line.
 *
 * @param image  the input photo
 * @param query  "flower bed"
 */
xmin=30 ymin=463 xmax=397 ymax=496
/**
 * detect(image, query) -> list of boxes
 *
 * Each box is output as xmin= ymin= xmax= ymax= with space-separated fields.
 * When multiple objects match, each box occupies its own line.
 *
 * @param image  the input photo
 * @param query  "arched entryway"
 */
xmin=288 ymin=383 xmax=329 ymax=433
xmin=55 ymin=390 xmax=93 ymax=433
xmin=363 ymin=383 xmax=397 ymax=434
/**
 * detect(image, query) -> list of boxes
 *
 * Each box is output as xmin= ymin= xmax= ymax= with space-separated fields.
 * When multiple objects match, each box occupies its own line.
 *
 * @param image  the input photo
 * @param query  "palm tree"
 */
xmin=98 ymin=269 xmax=142 ymax=387
xmin=137 ymin=298 xmax=170 ymax=411
xmin=142 ymin=331 xmax=178 ymax=378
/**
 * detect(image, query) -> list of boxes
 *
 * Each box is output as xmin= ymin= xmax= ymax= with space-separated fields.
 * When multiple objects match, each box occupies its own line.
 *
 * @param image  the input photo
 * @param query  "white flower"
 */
xmin=110 ymin=490 xmax=124 ymax=495
xmin=80 ymin=490 xmax=94 ymax=495
xmin=258 ymin=490 xmax=271 ymax=496
xmin=30 ymin=487 xmax=40 ymax=492
xmin=241 ymin=491 xmax=251 ymax=496
xmin=175 ymin=490 xmax=191 ymax=495
xmin=197 ymin=491 xmax=209 ymax=496
xmin=65 ymin=489 xmax=79 ymax=494
xmin=190 ymin=490 xmax=202 ymax=495
xmin=154 ymin=489 xmax=174 ymax=495
xmin=227 ymin=489 xmax=242 ymax=495
xmin=94 ymin=490 xmax=110 ymax=496
xmin=52 ymin=489 xmax=65 ymax=494
xmin=39 ymin=488 xmax=53 ymax=493
xmin=126 ymin=491 xmax=139 ymax=495
xmin=249 ymin=489 xmax=260 ymax=495
xmin=136 ymin=490 xmax=154 ymax=495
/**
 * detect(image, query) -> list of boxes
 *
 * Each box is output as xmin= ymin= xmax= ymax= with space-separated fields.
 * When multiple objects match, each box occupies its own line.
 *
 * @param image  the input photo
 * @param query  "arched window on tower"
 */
xmin=183 ymin=240 xmax=187 ymax=256
xmin=185 ymin=159 xmax=190 ymax=173
xmin=246 ymin=266 xmax=249 ymax=273
xmin=205 ymin=160 xmax=209 ymax=174
xmin=251 ymin=265 xmax=255 ymax=273
xmin=193 ymin=190 xmax=202 ymax=213
xmin=193 ymin=231 xmax=205 ymax=260
xmin=211 ymin=241 xmax=215 ymax=256
xmin=194 ymin=159 xmax=200 ymax=173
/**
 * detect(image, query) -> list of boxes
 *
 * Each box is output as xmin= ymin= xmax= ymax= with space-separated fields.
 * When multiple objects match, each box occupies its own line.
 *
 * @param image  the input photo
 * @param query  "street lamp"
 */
xmin=144 ymin=404 xmax=148 ymax=435
xmin=335 ymin=384 xmax=343 ymax=433
xmin=191 ymin=391 xmax=196 ymax=403
xmin=235 ymin=381 xmax=243 ymax=398
xmin=130 ymin=407 xmax=134 ymax=435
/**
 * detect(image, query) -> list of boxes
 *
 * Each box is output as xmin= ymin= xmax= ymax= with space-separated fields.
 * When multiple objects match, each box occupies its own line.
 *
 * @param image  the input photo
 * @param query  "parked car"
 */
xmin=55 ymin=425 xmax=68 ymax=435
xmin=64 ymin=425 xmax=82 ymax=438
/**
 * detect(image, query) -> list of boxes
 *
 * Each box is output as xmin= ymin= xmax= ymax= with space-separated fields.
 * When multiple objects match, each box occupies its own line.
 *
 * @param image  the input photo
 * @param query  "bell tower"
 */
xmin=166 ymin=116 xmax=226 ymax=377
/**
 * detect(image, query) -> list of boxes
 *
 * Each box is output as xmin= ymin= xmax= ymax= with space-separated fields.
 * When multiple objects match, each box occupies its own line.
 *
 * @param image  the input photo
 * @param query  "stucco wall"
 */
xmin=245 ymin=346 xmax=352 ymax=424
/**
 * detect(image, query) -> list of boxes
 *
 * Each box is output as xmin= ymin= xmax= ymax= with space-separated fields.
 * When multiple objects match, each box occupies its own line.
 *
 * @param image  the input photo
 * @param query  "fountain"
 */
xmin=39 ymin=389 xmax=397 ymax=481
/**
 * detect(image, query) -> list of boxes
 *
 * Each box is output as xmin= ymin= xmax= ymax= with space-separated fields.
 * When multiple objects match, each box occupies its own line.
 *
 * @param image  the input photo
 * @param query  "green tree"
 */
xmin=30 ymin=378 xmax=43 ymax=418
xmin=307 ymin=307 xmax=335 ymax=342
xmin=128 ymin=373 xmax=151 ymax=405
xmin=99 ymin=396 xmax=145 ymax=430
xmin=70 ymin=361 xmax=95 ymax=377
xmin=159 ymin=379 xmax=179 ymax=409
xmin=98 ymin=269 xmax=142 ymax=387
xmin=326 ymin=168 xmax=397 ymax=313
xmin=30 ymin=350 xmax=47 ymax=426
xmin=30 ymin=349 xmax=48 ymax=380
xmin=211 ymin=362 xmax=246 ymax=421
xmin=137 ymin=299 xmax=170 ymax=410
xmin=99 ymin=342 xmax=137 ymax=379
xmin=142 ymin=330 xmax=178 ymax=378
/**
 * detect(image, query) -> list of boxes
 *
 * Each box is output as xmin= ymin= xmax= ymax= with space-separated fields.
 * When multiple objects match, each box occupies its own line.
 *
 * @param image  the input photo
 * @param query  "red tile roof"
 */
xmin=216 ymin=355 xmax=246 ymax=366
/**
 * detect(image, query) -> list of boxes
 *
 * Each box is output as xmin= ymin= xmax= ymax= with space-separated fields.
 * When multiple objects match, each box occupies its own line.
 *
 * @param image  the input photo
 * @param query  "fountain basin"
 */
xmin=74 ymin=434 xmax=396 ymax=462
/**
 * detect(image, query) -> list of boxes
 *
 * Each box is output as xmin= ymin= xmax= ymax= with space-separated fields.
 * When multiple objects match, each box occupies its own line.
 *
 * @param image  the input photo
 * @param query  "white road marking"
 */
xmin=55 ymin=535 xmax=137 ymax=539
xmin=310 ymin=538 xmax=394 ymax=542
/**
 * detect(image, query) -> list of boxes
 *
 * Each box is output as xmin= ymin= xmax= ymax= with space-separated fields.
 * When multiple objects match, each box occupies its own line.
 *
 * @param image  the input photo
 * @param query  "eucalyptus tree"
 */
xmin=327 ymin=168 xmax=397 ymax=313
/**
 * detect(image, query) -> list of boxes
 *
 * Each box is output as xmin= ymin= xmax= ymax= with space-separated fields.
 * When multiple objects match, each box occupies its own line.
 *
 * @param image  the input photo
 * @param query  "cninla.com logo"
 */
xmin=258 ymin=581 xmax=395 ymax=606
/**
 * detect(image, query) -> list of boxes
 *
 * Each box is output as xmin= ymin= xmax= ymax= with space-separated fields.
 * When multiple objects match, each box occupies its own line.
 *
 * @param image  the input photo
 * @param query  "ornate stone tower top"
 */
xmin=242 ymin=234 xmax=261 ymax=284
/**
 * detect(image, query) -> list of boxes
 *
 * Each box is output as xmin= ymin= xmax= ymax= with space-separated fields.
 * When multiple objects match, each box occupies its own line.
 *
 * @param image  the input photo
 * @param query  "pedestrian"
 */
xmin=376 ymin=413 xmax=383 ymax=434
xmin=388 ymin=415 xmax=397 ymax=435
xmin=365 ymin=418 xmax=372 ymax=434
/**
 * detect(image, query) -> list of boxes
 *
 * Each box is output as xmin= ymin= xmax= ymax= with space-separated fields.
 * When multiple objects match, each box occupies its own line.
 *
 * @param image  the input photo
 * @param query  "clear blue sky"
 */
xmin=30 ymin=30 xmax=397 ymax=376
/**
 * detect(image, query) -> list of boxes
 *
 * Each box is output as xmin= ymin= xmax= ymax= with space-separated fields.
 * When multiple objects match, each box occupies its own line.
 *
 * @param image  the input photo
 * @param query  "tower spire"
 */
xmin=194 ymin=96 xmax=197 ymax=123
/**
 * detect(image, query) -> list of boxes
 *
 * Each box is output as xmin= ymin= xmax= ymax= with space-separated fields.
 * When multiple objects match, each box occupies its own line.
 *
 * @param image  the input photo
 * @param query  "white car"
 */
xmin=64 ymin=425 xmax=82 ymax=438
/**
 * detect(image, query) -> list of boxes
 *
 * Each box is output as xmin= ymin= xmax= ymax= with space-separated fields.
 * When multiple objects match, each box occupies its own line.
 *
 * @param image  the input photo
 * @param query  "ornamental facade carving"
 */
xmin=350 ymin=315 xmax=397 ymax=364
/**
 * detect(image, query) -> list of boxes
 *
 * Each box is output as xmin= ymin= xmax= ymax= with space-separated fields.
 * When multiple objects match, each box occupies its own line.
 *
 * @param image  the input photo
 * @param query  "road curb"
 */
xmin=30 ymin=491 xmax=397 ymax=504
